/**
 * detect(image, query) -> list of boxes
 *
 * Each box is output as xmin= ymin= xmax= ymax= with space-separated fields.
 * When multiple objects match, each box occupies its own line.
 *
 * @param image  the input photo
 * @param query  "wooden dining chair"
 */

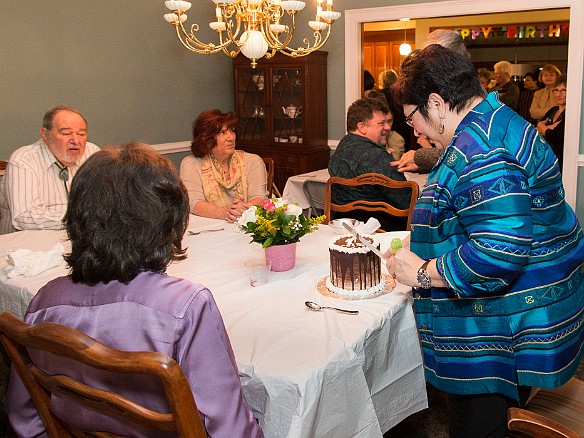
xmin=324 ymin=173 xmax=420 ymax=230
xmin=507 ymin=377 xmax=584 ymax=438
xmin=262 ymin=156 xmax=278 ymax=198
xmin=0 ymin=312 xmax=207 ymax=438
xmin=303 ymin=179 xmax=326 ymax=218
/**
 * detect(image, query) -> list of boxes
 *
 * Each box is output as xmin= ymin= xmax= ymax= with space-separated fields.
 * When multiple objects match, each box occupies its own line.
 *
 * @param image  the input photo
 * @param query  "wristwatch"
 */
xmin=417 ymin=260 xmax=432 ymax=289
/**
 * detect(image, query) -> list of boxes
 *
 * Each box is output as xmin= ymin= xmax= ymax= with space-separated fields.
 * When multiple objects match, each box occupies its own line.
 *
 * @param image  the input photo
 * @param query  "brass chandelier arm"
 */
xmin=172 ymin=22 xmax=234 ymax=55
xmin=163 ymin=0 xmax=340 ymax=67
xmin=276 ymin=25 xmax=331 ymax=58
xmin=261 ymin=14 xmax=296 ymax=50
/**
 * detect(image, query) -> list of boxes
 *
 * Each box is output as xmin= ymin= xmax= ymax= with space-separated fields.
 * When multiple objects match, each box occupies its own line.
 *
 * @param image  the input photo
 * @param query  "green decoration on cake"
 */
xmin=391 ymin=238 xmax=402 ymax=254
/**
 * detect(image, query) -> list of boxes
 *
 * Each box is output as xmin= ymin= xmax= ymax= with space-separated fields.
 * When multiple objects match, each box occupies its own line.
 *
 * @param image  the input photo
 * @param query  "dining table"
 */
xmin=0 ymin=216 xmax=428 ymax=437
xmin=282 ymin=168 xmax=428 ymax=210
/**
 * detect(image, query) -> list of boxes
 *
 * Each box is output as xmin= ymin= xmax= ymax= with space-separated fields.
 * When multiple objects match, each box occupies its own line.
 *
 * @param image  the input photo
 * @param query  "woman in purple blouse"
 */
xmin=5 ymin=143 xmax=263 ymax=438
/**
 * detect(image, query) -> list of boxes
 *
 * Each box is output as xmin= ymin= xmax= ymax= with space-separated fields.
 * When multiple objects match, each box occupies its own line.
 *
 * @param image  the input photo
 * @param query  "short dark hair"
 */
xmin=392 ymin=44 xmax=485 ymax=119
xmin=346 ymin=98 xmax=389 ymax=132
xmin=554 ymin=74 xmax=567 ymax=88
xmin=64 ymin=142 xmax=189 ymax=284
xmin=190 ymin=109 xmax=237 ymax=157
xmin=364 ymin=70 xmax=375 ymax=92
xmin=42 ymin=106 xmax=87 ymax=130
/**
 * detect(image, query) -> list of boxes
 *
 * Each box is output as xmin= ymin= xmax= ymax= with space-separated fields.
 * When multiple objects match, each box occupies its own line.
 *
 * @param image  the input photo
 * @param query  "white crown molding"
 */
xmin=151 ymin=141 xmax=191 ymax=154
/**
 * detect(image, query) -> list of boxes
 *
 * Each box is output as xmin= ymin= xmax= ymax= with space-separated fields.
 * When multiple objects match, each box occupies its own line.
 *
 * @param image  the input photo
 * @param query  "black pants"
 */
xmin=447 ymin=386 xmax=532 ymax=438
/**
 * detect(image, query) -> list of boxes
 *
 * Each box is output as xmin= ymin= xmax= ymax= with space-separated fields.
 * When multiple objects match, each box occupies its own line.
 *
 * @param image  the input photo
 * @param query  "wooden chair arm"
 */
xmin=508 ymin=407 xmax=580 ymax=438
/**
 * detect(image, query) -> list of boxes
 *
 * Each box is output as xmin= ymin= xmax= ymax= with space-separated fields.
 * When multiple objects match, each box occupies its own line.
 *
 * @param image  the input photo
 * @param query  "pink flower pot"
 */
xmin=264 ymin=243 xmax=297 ymax=272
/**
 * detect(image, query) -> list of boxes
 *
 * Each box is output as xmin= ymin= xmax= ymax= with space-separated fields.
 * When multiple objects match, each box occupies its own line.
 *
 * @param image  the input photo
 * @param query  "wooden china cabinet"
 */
xmin=233 ymin=51 xmax=329 ymax=192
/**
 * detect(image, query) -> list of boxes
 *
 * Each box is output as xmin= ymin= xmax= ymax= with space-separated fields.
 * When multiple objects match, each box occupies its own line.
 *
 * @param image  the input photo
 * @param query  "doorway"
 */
xmin=345 ymin=0 xmax=583 ymax=209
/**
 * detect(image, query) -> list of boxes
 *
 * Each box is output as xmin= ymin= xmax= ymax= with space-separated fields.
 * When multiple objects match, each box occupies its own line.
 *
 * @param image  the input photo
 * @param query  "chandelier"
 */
xmin=163 ymin=0 xmax=341 ymax=68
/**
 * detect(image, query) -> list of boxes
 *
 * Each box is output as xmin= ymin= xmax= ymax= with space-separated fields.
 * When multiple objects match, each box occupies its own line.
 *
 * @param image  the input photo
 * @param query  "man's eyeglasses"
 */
xmin=405 ymin=106 xmax=419 ymax=128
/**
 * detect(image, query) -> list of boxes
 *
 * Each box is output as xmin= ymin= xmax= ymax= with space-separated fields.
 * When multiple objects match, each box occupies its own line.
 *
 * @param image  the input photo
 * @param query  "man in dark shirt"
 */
xmin=492 ymin=60 xmax=520 ymax=111
xmin=328 ymin=98 xmax=411 ymax=230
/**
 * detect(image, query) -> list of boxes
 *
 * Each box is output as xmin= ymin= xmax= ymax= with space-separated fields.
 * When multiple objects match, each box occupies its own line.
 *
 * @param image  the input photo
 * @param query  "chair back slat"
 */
xmin=262 ymin=157 xmax=275 ymax=198
xmin=0 ymin=312 xmax=207 ymax=438
xmin=302 ymin=179 xmax=326 ymax=217
xmin=324 ymin=173 xmax=419 ymax=230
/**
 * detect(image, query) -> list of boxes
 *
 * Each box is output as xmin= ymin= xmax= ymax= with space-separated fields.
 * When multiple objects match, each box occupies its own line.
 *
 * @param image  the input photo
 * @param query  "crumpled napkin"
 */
xmin=4 ymin=243 xmax=64 ymax=279
xmin=355 ymin=218 xmax=381 ymax=235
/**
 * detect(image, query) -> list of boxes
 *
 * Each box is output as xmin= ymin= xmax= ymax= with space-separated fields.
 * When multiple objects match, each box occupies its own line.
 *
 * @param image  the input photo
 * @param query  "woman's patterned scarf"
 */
xmin=201 ymin=151 xmax=247 ymax=207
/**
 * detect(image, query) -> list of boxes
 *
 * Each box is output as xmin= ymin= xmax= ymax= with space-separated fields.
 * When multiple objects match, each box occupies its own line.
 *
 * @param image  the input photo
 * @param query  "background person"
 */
xmin=328 ymin=97 xmax=411 ymax=231
xmin=477 ymin=68 xmax=492 ymax=90
xmin=391 ymin=29 xmax=467 ymax=175
xmin=517 ymin=71 xmax=541 ymax=124
xmin=537 ymin=75 xmax=567 ymax=171
xmin=180 ymin=109 xmax=268 ymax=223
xmin=378 ymin=69 xmax=413 ymax=153
xmin=363 ymin=69 xmax=375 ymax=95
xmin=424 ymin=29 xmax=470 ymax=59
xmin=365 ymin=89 xmax=406 ymax=160
xmin=387 ymin=45 xmax=584 ymax=437
xmin=492 ymin=60 xmax=520 ymax=110
xmin=5 ymin=143 xmax=264 ymax=437
xmin=529 ymin=63 xmax=561 ymax=121
xmin=392 ymin=135 xmax=444 ymax=174
xmin=1 ymin=106 xmax=99 ymax=233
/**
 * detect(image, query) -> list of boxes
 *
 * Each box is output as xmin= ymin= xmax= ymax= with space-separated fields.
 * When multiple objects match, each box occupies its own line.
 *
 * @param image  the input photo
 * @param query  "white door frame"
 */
xmin=345 ymin=0 xmax=583 ymax=208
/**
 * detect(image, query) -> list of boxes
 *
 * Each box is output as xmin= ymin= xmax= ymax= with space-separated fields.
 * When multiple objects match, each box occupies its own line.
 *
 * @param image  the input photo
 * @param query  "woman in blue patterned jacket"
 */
xmin=385 ymin=44 xmax=584 ymax=437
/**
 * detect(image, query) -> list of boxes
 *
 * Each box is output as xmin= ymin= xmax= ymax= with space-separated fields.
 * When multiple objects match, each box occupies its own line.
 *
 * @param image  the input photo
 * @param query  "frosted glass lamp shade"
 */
xmin=281 ymin=1 xmax=306 ymax=11
xmin=164 ymin=13 xmax=187 ymax=23
xmin=309 ymin=21 xmax=328 ymax=31
xmin=240 ymin=30 xmax=269 ymax=60
xmin=165 ymin=1 xmax=191 ymax=11
xmin=319 ymin=11 xmax=341 ymax=22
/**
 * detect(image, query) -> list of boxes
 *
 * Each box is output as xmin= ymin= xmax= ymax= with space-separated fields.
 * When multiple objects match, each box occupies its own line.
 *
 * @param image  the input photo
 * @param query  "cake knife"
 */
xmin=342 ymin=222 xmax=386 ymax=260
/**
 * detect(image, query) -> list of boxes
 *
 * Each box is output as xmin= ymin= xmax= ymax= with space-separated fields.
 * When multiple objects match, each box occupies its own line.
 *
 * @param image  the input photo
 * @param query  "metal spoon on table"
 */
xmin=188 ymin=228 xmax=224 ymax=235
xmin=305 ymin=301 xmax=359 ymax=315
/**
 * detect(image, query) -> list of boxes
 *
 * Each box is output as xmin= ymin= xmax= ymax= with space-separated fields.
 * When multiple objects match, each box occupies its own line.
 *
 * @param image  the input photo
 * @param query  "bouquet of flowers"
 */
xmin=236 ymin=198 xmax=325 ymax=248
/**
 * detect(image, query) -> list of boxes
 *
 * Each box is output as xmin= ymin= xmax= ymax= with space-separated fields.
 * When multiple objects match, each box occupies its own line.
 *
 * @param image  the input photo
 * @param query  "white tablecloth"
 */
xmin=0 ymin=217 xmax=427 ymax=437
xmin=282 ymin=169 xmax=428 ymax=210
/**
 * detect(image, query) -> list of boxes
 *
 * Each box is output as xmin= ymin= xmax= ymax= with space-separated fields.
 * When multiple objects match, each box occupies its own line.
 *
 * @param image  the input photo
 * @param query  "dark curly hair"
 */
xmin=346 ymin=98 xmax=389 ymax=132
xmin=64 ymin=142 xmax=189 ymax=284
xmin=190 ymin=109 xmax=237 ymax=157
xmin=392 ymin=44 xmax=485 ymax=120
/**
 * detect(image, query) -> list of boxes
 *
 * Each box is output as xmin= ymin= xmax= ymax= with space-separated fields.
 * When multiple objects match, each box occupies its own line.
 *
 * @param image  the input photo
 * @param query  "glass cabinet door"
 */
xmin=271 ymin=68 xmax=304 ymax=144
xmin=235 ymin=68 xmax=268 ymax=142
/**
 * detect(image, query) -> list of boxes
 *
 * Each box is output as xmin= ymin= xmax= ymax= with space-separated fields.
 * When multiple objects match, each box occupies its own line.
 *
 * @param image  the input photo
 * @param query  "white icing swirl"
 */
xmin=328 ymin=233 xmax=380 ymax=254
xmin=326 ymin=275 xmax=386 ymax=297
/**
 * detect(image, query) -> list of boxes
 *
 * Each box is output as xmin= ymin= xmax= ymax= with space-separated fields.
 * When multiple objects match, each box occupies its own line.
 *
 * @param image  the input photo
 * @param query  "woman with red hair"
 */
xmin=180 ymin=109 xmax=268 ymax=222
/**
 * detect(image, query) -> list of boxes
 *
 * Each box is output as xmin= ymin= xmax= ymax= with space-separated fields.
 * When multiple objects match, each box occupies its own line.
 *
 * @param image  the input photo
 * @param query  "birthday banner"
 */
xmin=438 ymin=23 xmax=569 ymax=41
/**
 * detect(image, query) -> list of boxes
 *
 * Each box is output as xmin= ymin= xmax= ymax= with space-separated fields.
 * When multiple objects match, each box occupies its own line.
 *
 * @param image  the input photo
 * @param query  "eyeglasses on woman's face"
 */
xmin=405 ymin=106 xmax=419 ymax=128
xmin=552 ymin=88 xmax=567 ymax=95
